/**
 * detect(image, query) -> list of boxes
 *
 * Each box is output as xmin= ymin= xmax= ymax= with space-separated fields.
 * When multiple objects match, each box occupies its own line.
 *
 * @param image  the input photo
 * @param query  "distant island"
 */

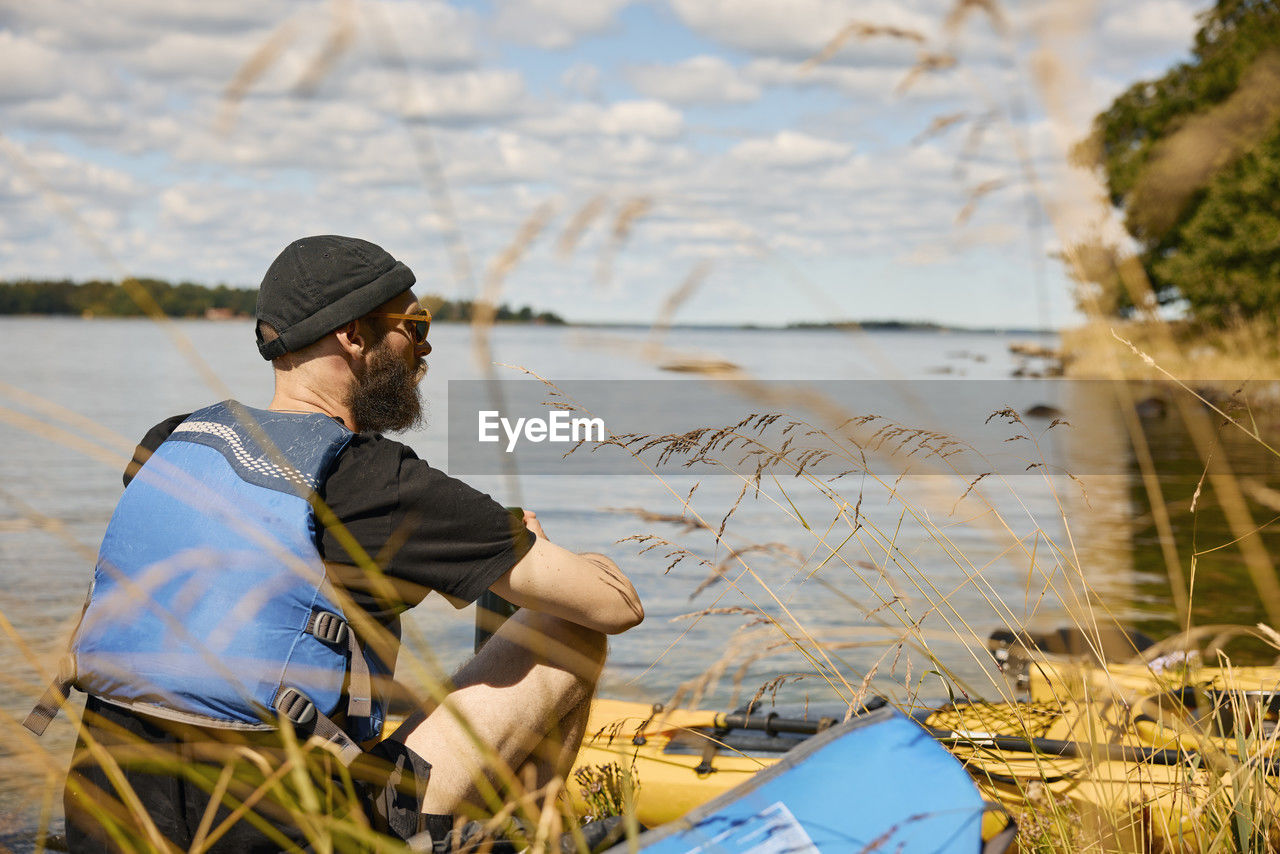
xmin=785 ymin=320 xmax=1054 ymax=335
xmin=0 ymin=278 xmax=565 ymax=325
xmin=787 ymin=320 xmax=942 ymax=331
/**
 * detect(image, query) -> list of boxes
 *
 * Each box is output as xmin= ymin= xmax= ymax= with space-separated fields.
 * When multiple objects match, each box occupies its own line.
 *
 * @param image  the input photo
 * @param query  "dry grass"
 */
xmin=529 ymin=340 xmax=1280 ymax=852
xmin=1062 ymin=320 xmax=1280 ymax=385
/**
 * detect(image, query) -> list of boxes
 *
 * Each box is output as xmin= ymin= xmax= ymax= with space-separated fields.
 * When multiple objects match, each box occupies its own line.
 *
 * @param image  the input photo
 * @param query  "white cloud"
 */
xmin=1099 ymin=0 xmax=1200 ymax=51
xmin=16 ymin=143 xmax=143 ymax=202
xmin=134 ymin=93 xmax=395 ymax=176
xmin=645 ymin=217 xmax=758 ymax=250
xmin=519 ymin=100 xmax=684 ymax=139
xmin=351 ymin=68 xmax=528 ymax=123
xmin=493 ymin=0 xmax=630 ymax=49
xmin=746 ymin=57 xmax=991 ymax=103
xmin=406 ymin=70 xmax=528 ymax=123
xmin=953 ymin=222 xmax=1022 ymax=248
xmin=432 ymin=130 xmax=562 ymax=185
xmin=561 ymin=62 xmax=602 ymax=99
xmin=601 ymin=100 xmax=684 ymax=137
xmin=667 ymin=0 xmax=851 ymax=56
xmin=601 ymin=136 xmax=663 ymax=168
xmin=494 ymin=132 xmax=559 ymax=178
xmin=363 ymin=0 xmax=479 ymax=68
xmin=896 ymin=241 xmax=952 ymax=265
xmin=80 ymin=0 xmax=290 ymax=32
xmin=5 ymin=0 xmax=478 ymax=101
xmin=122 ymin=2 xmax=479 ymax=95
xmin=729 ymin=131 xmax=852 ymax=167
xmin=0 ymin=31 xmax=70 ymax=101
xmin=0 ymin=140 xmax=146 ymax=268
xmin=8 ymin=92 xmax=128 ymax=134
xmin=159 ymin=186 xmax=223 ymax=228
xmin=0 ymin=0 xmax=295 ymax=50
xmin=628 ymin=56 xmax=760 ymax=104
xmin=666 ymin=0 xmax=936 ymax=60
xmin=320 ymin=126 xmax=563 ymax=190
xmin=136 ymin=31 xmax=267 ymax=82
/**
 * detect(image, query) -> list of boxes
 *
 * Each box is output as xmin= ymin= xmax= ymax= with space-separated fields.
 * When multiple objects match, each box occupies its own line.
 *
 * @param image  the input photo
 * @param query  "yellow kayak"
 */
xmin=565 ymin=693 xmax=1280 ymax=851
xmin=565 ymin=698 xmax=817 ymax=828
xmin=388 ymin=620 xmax=1279 ymax=850
xmin=990 ymin=623 xmax=1280 ymax=707
xmin=564 ymin=698 xmax=1017 ymax=845
xmin=562 ymin=624 xmax=1280 ymax=852
xmin=972 ymin=624 xmax=1280 ymax=851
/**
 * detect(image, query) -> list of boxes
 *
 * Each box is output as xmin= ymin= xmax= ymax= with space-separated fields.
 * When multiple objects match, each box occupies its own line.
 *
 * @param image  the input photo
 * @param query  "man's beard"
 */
xmin=346 ymin=339 xmax=425 ymax=433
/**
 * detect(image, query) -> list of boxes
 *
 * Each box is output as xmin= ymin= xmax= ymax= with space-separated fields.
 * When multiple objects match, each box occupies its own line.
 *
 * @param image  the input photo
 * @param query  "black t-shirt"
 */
xmin=127 ymin=412 xmax=533 ymax=625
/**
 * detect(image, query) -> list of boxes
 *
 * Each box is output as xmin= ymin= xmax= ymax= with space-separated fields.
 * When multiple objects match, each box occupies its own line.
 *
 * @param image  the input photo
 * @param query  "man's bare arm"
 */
xmin=487 ymin=512 xmax=643 ymax=635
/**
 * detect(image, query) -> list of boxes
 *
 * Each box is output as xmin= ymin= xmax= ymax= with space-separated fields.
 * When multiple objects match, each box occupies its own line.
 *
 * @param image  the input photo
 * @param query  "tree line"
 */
xmin=0 ymin=278 xmax=565 ymax=324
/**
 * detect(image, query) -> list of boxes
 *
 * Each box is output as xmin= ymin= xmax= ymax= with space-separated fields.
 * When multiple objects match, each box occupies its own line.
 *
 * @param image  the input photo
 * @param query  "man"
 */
xmin=60 ymin=235 xmax=644 ymax=851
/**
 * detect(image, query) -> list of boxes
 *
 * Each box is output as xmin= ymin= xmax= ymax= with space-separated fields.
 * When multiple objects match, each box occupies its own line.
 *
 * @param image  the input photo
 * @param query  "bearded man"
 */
xmin=54 ymin=235 xmax=643 ymax=852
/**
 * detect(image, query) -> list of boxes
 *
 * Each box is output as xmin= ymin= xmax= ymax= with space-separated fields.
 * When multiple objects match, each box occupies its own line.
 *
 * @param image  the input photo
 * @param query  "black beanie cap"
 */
xmin=255 ymin=235 xmax=416 ymax=360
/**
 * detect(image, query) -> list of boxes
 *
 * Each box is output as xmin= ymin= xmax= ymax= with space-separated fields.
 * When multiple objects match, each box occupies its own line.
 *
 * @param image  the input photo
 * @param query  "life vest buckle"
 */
xmin=311 ymin=611 xmax=350 ymax=646
xmin=275 ymin=687 xmax=317 ymax=726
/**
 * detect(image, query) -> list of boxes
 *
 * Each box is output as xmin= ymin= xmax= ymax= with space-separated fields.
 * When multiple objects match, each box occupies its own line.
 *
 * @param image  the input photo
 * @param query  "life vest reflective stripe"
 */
xmin=25 ymin=400 xmax=387 ymax=747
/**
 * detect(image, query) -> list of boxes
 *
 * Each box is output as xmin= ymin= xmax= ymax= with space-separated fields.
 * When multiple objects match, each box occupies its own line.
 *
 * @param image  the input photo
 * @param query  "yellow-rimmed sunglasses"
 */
xmin=367 ymin=310 xmax=432 ymax=347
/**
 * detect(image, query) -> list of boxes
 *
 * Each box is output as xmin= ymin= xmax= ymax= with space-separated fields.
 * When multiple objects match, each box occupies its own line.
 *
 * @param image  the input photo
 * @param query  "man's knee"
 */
xmin=448 ymin=610 xmax=607 ymax=710
xmin=505 ymin=610 xmax=607 ymax=679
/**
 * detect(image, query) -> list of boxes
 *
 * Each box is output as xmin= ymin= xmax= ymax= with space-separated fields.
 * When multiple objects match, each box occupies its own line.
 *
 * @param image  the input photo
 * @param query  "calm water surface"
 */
xmin=6 ymin=317 xmax=1263 ymax=832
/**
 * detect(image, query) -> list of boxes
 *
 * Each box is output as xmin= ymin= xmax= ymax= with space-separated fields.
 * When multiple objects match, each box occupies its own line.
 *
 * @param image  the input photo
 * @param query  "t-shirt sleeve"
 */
xmin=123 ymin=413 xmax=191 ymax=486
xmin=318 ymin=434 xmax=534 ymax=614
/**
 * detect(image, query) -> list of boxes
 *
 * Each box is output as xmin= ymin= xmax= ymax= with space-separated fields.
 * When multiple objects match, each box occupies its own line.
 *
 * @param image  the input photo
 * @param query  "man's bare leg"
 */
xmin=397 ymin=607 xmax=607 ymax=817
xmin=514 ymin=689 xmax=593 ymax=792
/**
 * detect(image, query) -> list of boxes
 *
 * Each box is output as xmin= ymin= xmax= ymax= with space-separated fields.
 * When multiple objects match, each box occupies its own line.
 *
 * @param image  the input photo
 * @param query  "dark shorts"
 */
xmin=65 ymin=697 xmax=427 ymax=853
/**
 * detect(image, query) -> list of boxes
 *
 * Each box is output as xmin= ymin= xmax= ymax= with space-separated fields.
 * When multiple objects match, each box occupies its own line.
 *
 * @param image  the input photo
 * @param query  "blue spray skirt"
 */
xmin=612 ymin=705 xmax=991 ymax=853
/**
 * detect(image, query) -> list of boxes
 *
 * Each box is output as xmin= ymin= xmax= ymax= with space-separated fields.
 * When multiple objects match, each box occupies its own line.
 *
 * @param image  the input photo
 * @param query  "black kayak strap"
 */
xmin=22 ymin=656 xmax=76 ymax=736
xmin=981 ymin=802 xmax=1018 ymax=854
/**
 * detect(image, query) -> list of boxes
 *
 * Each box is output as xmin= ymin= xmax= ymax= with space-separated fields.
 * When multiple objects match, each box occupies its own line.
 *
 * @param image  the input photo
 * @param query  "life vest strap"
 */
xmin=304 ymin=608 xmax=372 ymax=720
xmin=22 ymin=656 xmax=76 ymax=736
xmin=24 ymin=611 xmax=377 ymax=740
xmin=273 ymin=686 xmax=363 ymax=766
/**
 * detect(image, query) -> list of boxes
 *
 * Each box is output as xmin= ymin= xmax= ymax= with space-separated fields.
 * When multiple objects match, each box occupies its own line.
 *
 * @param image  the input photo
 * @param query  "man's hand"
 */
xmin=490 ymin=510 xmax=643 ymax=635
xmin=522 ymin=509 xmax=548 ymax=541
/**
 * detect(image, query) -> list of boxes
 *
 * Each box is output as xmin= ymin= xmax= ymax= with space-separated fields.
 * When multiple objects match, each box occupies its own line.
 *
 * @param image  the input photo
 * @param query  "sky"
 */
xmin=0 ymin=0 xmax=1209 ymax=329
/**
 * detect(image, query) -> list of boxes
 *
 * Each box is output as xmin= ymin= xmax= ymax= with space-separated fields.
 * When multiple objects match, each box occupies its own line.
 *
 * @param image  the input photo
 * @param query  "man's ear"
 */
xmin=333 ymin=319 xmax=366 ymax=359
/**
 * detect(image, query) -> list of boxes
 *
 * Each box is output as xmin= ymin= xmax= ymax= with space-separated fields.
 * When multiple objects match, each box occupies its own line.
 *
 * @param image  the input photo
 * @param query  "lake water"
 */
xmin=4 ymin=316 xmax=1268 ymax=834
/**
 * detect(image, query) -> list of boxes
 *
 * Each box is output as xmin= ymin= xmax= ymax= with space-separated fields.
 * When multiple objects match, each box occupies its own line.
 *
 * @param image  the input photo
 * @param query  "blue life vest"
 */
xmin=60 ymin=400 xmax=386 ymax=745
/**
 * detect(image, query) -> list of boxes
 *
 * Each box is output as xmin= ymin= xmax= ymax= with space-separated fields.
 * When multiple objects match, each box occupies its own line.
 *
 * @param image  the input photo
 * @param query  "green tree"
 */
xmin=1082 ymin=0 xmax=1280 ymax=321
xmin=0 ymin=279 xmax=75 ymax=313
xmin=1153 ymin=127 xmax=1280 ymax=324
xmin=166 ymin=282 xmax=209 ymax=316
